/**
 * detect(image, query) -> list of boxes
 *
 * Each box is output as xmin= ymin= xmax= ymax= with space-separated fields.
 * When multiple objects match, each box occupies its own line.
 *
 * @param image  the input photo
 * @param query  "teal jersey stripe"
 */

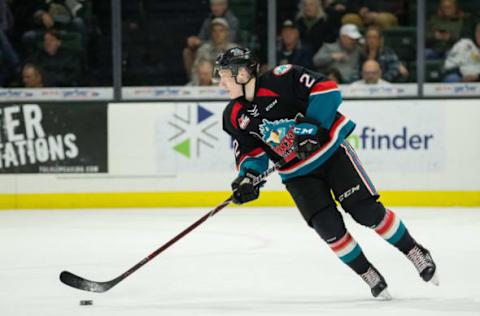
xmin=307 ymin=90 xmax=342 ymax=128
xmin=340 ymin=244 xmax=362 ymax=263
xmin=387 ymin=222 xmax=406 ymax=244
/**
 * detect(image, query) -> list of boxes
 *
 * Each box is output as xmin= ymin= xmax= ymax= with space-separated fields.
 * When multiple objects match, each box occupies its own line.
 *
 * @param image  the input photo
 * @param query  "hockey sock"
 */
xmin=374 ymin=209 xmax=416 ymax=254
xmin=327 ymin=232 xmax=371 ymax=275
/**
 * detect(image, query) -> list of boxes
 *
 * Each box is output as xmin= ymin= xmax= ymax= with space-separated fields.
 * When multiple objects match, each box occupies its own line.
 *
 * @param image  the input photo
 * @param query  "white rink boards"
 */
xmin=0 ymin=207 xmax=479 ymax=316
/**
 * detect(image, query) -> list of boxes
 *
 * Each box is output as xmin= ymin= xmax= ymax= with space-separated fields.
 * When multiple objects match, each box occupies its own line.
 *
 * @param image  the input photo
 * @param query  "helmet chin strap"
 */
xmin=234 ymin=72 xmax=253 ymax=98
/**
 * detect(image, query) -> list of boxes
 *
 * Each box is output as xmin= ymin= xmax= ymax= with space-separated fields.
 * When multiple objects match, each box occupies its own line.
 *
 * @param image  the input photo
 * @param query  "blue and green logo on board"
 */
xmin=168 ymin=104 xmax=218 ymax=158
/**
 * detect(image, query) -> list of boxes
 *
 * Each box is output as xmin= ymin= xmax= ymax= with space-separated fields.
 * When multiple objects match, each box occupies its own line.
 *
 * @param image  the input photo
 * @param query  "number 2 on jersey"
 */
xmin=299 ymin=73 xmax=315 ymax=88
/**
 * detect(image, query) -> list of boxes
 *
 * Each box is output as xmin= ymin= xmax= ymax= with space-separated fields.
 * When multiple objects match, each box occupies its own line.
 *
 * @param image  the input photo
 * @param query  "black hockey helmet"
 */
xmin=213 ymin=47 xmax=259 ymax=80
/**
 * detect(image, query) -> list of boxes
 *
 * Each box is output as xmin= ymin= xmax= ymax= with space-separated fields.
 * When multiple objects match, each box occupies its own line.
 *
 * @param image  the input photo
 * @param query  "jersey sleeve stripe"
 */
xmin=237 ymin=148 xmax=266 ymax=170
xmin=310 ymin=88 xmax=340 ymax=96
xmin=311 ymin=80 xmax=338 ymax=93
xmin=307 ymin=89 xmax=342 ymax=129
xmin=256 ymin=88 xmax=280 ymax=97
xmin=230 ymin=102 xmax=243 ymax=129
xmin=238 ymin=152 xmax=269 ymax=175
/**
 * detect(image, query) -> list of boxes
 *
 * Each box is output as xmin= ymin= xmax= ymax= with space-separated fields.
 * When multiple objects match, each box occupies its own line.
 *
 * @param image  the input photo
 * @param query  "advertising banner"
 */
xmin=108 ymin=102 xmax=232 ymax=176
xmin=108 ymin=101 xmax=449 ymax=180
xmin=0 ymin=103 xmax=108 ymax=173
xmin=165 ymin=102 xmax=233 ymax=172
xmin=342 ymin=100 xmax=446 ymax=173
xmin=0 ymin=88 xmax=113 ymax=101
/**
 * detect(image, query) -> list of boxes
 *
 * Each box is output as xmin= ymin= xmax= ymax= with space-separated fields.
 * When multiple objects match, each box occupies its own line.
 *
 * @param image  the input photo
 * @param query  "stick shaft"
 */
xmin=60 ymin=158 xmax=286 ymax=292
xmin=114 ymin=160 xmax=284 ymax=281
xmin=120 ymin=197 xmax=233 ymax=280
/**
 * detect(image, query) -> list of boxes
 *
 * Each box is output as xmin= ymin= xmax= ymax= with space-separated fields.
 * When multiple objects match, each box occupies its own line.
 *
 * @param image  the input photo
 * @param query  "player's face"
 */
xmin=218 ymin=69 xmax=243 ymax=99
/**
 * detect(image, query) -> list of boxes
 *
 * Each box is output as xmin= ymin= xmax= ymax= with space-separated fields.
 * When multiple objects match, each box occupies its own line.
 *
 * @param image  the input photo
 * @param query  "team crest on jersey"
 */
xmin=273 ymin=64 xmax=293 ymax=76
xmin=238 ymin=114 xmax=251 ymax=130
xmin=258 ymin=118 xmax=296 ymax=156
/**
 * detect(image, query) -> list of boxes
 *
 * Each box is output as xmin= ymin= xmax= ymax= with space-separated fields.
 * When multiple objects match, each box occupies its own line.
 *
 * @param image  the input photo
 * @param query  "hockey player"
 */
xmin=214 ymin=47 xmax=438 ymax=299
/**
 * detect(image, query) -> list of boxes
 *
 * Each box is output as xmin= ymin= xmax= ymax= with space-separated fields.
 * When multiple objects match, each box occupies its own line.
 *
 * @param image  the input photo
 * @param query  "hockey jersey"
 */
xmin=222 ymin=64 xmax=355 ymax=182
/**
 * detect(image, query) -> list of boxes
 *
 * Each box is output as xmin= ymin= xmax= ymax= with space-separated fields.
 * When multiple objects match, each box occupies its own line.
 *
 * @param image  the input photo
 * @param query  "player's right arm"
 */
xmin=223 ymin=101 xmax=269 ymax=204
xmin=223 ymin=101 xmax=269 ymax=176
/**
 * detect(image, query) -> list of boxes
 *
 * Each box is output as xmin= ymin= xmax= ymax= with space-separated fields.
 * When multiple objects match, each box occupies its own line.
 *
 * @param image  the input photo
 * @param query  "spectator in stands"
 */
xmin=443 ymin=21 xmax=480 ymax=82
xmin=0 ymin=0 xmax=20 ymax=86
xmin=187 ymin=59 xmax=215 ymax=86
xmin=183 ymin=0 xmax=239 ymax=76
xmin=426 ymin=0 xmax=467 ymax=60
xmin=341 ymin=0 xmax=404 ymax=29
xmin=295 ymin=0 xmax=339 ymax=53
xmin=349 ymin=60 xmax=392 ymax=87
xmin=22 ymin=0 xmax=86 ymax=53
xmin=313 ymin=23 xmax=362 ymax=83
xmin=277 ymin=19 xmax=313 ymax=69
xmin=0 ymin=0 xmax=12 ymax=31
xmin=26 ymin=29 xmax=82 ymax=87
xmin=22 ymin=63 xmax=44 ymax=88
xmin=360 ymin=26 xmax=408 ymax=82
xmin=189 ymin=17 xmax=238 ymax=80
xmin=198 ymin=0 xmax=239 ymax=43
xmin=325 ymin=67 xmax=343 ymax=83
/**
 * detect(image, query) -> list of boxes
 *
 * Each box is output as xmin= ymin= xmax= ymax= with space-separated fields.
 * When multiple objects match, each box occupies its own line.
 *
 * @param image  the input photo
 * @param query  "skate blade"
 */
xmin=377 ymin=289 xmax=392 ymax=300
xmin=429 ymin=271 xmax=439 ymax=286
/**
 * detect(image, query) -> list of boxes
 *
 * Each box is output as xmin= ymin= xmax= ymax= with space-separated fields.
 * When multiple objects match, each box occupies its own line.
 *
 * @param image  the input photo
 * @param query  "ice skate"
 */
xmin=361 ymin=266 xmax=392 ymax=300
xmin=407 ymin=244 xmax=439 ymax=286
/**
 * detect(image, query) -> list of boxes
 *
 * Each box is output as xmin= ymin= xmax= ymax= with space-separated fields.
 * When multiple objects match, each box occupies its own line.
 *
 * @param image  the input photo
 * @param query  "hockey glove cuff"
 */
xmin=231 ymin=169 xmax=265 ymax=205
xmin=293 ymin=117 xmax=330 ymax=160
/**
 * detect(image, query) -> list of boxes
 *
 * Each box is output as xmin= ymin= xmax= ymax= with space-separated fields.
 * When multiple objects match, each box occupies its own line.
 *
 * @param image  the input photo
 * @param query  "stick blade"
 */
xmin=60 ymin=270 xmax=113 ymax=293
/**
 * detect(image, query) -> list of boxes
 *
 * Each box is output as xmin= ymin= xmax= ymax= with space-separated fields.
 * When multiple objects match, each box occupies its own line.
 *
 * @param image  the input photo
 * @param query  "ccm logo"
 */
xmin=293 ymin=127 xmax=315 ymax=135
xmin=338 ymin=185 xmax=360 ymax=202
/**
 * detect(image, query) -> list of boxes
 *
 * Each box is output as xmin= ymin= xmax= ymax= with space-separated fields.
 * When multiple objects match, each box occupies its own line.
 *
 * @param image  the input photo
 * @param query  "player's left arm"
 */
xmin=290 ymin=66 xmax=345 ymax=159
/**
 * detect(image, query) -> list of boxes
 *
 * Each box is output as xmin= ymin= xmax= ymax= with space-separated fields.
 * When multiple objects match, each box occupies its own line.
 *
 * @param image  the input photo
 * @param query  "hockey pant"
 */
xmin=285 ymin=141 xmax=416 ymax=274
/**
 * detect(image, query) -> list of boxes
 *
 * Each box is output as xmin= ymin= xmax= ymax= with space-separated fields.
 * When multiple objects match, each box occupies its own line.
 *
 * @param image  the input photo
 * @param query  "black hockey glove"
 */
xmin=293 ymin=117 xmax=330 ymax=160
xmin=231 ymin=169 xmax=265 ymax=205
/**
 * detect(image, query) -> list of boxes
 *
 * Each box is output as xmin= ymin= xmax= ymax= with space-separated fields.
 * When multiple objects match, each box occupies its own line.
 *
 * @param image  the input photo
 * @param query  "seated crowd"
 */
xmin=1 ymin=0 xmax=479 ymax=88
xmin=1 ymin=0 xmax=91 ymax=87
xmin=184 ymin=0 xmax=480 ymax=86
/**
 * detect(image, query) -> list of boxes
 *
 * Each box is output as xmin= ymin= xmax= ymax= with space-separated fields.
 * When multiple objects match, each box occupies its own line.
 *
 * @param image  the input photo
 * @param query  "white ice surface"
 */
xmin=0 ymin=207 xmax=479 ymax=316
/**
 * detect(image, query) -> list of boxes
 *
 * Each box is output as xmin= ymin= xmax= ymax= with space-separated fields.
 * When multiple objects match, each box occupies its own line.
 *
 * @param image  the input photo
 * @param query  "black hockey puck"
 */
xmin=80 ymin=300 xmax=93 ymax=306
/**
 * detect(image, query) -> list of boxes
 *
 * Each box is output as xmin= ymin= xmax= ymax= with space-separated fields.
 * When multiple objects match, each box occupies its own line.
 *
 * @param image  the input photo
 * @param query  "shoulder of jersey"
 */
xmin=223 ymin=100 xmax=244 ymax=130
xmin=223 ymin=100 xmax=238 ymax=119
xmin=271 ymin=64 xmax=294 ymax=77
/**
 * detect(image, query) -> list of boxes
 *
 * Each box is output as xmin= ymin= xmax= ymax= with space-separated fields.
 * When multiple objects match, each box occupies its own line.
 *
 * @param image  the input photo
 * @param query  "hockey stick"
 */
xmin=59 ymin=156 xmax=291 ymax=293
